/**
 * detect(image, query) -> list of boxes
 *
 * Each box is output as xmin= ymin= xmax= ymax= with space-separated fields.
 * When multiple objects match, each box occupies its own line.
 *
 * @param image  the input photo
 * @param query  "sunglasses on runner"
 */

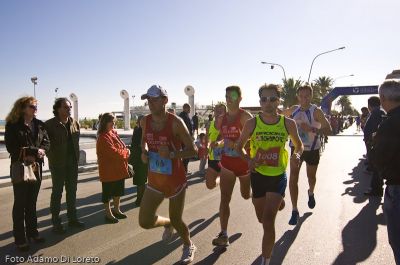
xmin=260 ymin=96 xmax=279 ymax=103
xmin=28 ymin=105 xmax=38 ymax=110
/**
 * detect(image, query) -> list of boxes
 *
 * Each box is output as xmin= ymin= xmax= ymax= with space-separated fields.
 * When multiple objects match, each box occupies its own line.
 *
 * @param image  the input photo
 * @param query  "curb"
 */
xmin=0 ymin=163 xmax=99 ymax=188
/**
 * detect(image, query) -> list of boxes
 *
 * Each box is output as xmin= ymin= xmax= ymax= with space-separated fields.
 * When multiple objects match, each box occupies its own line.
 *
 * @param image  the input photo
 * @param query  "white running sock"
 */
xmin=260 ymin=257 xmax=271 ymax=265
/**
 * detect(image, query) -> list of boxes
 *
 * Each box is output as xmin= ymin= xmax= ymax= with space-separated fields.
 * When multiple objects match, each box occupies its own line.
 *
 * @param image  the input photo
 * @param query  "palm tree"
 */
xmin=282 ymin=78 xmax=303 ymax=108
xmin=336 ymin=95 xmax=352 ymax=113
xmin=312 ymin=76 xmax=334 ymax=105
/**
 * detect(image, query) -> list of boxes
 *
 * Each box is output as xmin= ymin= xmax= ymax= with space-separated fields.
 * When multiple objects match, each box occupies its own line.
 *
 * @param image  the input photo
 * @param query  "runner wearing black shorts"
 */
xmin=237 ymin=84 xmax=303 ymax=265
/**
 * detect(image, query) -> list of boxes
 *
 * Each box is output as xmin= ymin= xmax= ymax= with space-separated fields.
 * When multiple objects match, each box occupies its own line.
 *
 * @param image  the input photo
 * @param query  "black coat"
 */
xmin=179 ymin=111 xmax=193 ymax=136
xmin=5 ymin=118 xmax=50 ymax=164
xmin=369 ymin=106 xmax=400 ymax=185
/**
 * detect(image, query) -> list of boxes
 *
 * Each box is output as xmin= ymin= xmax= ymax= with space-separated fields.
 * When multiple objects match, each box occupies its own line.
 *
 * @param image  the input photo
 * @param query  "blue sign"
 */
xmin=321 ymin=86 xmax=378 ymax=114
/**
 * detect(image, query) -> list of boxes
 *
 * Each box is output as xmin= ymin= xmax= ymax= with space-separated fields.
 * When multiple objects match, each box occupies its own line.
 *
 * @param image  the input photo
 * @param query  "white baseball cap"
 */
xmin=141 ymin=85 xmax=168 ymax=100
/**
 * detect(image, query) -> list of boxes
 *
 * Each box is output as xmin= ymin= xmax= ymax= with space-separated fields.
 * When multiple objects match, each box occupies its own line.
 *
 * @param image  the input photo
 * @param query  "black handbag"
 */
xmin=10 ymin=148 xmax=38 ymax=184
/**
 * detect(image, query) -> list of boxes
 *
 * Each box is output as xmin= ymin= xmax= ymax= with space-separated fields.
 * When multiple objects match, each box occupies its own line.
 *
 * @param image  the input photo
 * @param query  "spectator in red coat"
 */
xmin=96 ymin=113 xmax=130 ymax=223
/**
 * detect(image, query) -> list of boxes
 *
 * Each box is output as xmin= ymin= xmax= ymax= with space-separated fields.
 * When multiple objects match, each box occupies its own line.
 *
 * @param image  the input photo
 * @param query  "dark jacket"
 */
xmin=192 ymin=115 xmax=199 ymax=129
xmin=179 ymin=111 xmax=193 ymax=136
xmin=45 ymin=117 xmax=80 ymax=167
xmin=5 ymin=118 xmax=50 ymax=164
xmin=129 ymin=126 xmax=142 ymax=167
xmin=369 ymin=105 xmax=400 ymax=185
xmin=363 ymin=107 xmax=385 ymax=143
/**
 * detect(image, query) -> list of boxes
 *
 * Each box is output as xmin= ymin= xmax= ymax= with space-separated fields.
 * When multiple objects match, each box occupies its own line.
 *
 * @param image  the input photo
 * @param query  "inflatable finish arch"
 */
xmin=321 ymin=85 xmax=378 ymax=114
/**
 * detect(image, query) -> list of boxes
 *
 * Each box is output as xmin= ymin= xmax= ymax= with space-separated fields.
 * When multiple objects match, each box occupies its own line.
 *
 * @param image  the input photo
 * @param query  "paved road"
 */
xmin=0 ymin=125 xmax=395 ymax=265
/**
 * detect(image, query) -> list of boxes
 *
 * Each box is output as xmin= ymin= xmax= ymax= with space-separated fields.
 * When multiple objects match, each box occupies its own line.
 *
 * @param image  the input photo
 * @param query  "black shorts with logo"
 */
xmin=208 ymin=159 xmax=221 ymax=173
xmin=291 ymin=147 xmax=320 ymax=166
xmin=251 ymin=171 xmax=287 ymax=198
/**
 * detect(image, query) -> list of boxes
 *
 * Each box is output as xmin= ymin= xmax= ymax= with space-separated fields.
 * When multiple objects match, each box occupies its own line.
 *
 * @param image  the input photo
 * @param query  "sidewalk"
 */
xmin=0 ymin=148 xmax=98 ymax=188
xmin=0 ymin=129 xmax=132 ymax=186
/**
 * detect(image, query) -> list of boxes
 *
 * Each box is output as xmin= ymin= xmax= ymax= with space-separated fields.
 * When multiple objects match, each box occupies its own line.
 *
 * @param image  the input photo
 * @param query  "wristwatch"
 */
xmin=292 ymin=152 xmax=301 ymax=159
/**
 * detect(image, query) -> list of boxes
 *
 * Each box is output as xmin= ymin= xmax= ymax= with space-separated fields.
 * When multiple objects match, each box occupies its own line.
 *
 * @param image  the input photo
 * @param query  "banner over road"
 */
xmin=321 ymin=86 xmax=378 ymax=114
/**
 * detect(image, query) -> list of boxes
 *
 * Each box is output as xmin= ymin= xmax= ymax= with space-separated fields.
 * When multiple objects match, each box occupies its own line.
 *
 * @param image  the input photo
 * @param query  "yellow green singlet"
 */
xmin=250 ymin=115 xmax=289 ymax=176
xmin=208 ymin=120 xmax=223 ymax=160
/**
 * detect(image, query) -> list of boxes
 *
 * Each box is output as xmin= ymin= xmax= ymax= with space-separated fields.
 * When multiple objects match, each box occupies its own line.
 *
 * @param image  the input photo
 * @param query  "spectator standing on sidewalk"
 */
xmin=363 ymin=96 xmax=386 ymax=197
xmin=5 ymin=96 xmax=50 ymax=251
xmin=45 ymin=98 xmax=84 ymax=234
xmin=360 ymin=107 xmax=370 ymax=130
xmin=97 ymin=113 xmax=130 ymax=223
xmin=179 ymin=103 xmax=194 ymax=174
xmin=369 ymin=79 xmax=400 ymax=265
xmin=129 ymin=115 xmax=148 ymax=206
xmin=192 ymin=112 xmax=199 ymax=137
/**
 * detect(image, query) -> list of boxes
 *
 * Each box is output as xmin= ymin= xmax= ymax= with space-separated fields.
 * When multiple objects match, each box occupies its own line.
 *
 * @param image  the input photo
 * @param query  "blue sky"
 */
xmin=1 ymin=0 xmax=399 ymax=119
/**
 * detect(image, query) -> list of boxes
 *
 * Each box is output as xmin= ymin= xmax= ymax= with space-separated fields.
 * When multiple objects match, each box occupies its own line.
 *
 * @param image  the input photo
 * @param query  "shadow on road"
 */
xmin=270 ymin=212 xmax=313 ymax=265
xmin=194 ymin=233 xmax=242 ymax=265
xmin=106 ymin=213 xmax=220 ymax=265
xmin=42 ymin=175 xmax=101 ymax=190
xmin=0 ymin=186 xmax=139 ymax=263
xmin=0 ymin=170 xmax=208 ymax=261
xmin=342 ymin=157 xmax=373 ymax=204
xmin=249 ymin=212 xmax=313 ymax=265
xmin=333 ymin=156 xmax=386 ymax=265
xmin=332 ymin=197 xmax=385 ymax=265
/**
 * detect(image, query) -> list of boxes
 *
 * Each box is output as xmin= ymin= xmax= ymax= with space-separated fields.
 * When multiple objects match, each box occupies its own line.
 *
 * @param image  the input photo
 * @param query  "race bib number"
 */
xmin=254 ymin=147 xmax=280 ymax=167
xmin=148 ymin=151 xmax=172 ymax=175
xmin=298 ymin=128 xmax=310 ymax=143
xmin=223 ymin=145 xmax=240 ymax=157
xmin=213 ymin=147 xmax=223 ymax=160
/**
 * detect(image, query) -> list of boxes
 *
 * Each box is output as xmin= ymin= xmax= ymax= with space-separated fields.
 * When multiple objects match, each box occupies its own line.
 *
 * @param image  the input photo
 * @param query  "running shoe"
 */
xmin=181 ymin=243 xmax=197 ymax=264
xmin=288 ymin=210 xmax=299 ymax=225
xmin=162 ymin=225 xmax=174 ymax=243
xmin=260 ymin=257 xmax=266 ymax=265
xmin=212 ymin=232 xmax=229 ymax=246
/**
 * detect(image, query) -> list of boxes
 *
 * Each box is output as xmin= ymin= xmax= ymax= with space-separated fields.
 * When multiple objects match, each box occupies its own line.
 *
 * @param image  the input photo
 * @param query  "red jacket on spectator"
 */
xmin=97 ymin=130 xmax=129 ymax=182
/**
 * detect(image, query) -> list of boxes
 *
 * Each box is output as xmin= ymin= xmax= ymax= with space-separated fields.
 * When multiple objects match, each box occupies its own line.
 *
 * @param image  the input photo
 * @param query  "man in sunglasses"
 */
xmin=212 ymin=86 xmax=252 ymax=247
xmin=139 ymin=85 xmax=198 ymax=264
xmin=236 ymin=84 xmax=303 ymax=265
xmin=281 ymin=85 xmax=332 ymax=225
xmin=45 ymin=98 xmax=84 ymax=234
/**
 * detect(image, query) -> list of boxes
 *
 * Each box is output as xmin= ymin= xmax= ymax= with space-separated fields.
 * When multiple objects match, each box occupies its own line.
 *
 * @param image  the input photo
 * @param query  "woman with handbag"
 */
xmin=5 ymin=96 xmax=50 ymax=251
xmin=96 ymin=113 xmax=130 ymax=223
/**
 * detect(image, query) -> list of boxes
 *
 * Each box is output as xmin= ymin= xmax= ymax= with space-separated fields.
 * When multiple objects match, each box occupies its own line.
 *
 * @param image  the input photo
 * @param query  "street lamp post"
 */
xmin=333 ymin=74 xmax=354 ymax=83
xmin=307 ymin=46 xmax=345 ymax=83
xmin=131 ymin=95 xmax=136 ymax=119
xmin=131 ymin=95 xmax=135 ymax=105
xmin=261 ymin=61 xmax=287 ymax=81
xmin=31 ymin=76 xmax=38 ymax=97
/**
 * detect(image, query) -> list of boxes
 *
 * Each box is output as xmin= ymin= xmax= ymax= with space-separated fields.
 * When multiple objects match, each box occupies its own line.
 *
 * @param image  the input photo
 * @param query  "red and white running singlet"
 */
xmin=219 ymin=109 xmax=249 ymax=177
xmin=144 ymin=113 xmax=187 ymax=198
